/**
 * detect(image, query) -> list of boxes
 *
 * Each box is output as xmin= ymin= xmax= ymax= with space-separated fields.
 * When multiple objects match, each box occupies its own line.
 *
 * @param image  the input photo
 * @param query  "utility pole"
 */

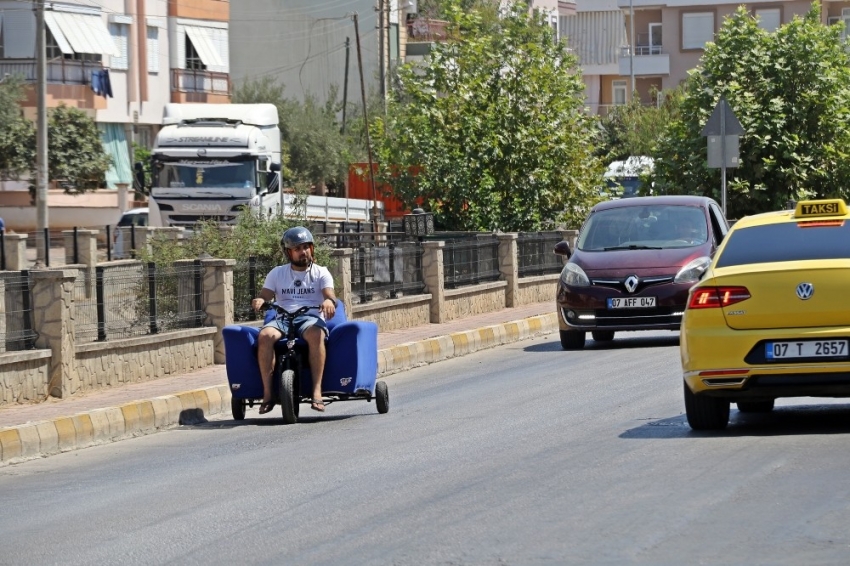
xmin=35 ymin=0 xmax=49 ymax=268
xmin=629 ymin=0 xmax=635 ymax=100
xmin=378 ymin=0 xmax=386 ymax=105
xmin=352 ymin=13 xmax=379 ymax=234
xmin=341 ymin=37 xmax=350 ymax=134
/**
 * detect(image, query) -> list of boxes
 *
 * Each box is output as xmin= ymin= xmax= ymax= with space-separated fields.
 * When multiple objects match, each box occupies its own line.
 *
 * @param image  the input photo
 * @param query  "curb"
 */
xmin=0 ymin=313 xmax=557 ymax=466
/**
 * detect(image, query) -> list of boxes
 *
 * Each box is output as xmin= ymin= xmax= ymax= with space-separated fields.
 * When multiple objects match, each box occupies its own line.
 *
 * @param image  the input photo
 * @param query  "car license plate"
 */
xmin=607 ymin=297 xmax=656 ymax=309
xmin=765 ymin=340 xmax=849 ymax=359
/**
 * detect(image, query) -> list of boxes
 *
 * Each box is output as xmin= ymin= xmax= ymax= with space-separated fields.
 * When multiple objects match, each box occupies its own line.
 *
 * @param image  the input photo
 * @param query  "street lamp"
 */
xmin=402 ymin=207 xmax=434 ymax=240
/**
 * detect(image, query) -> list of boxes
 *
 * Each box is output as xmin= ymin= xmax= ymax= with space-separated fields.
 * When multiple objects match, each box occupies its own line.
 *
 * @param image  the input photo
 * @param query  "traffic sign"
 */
xmin=701 ymin=97 xmax=744 ymax=137
xmin=707 ymin=135 xmax=740 ymax=168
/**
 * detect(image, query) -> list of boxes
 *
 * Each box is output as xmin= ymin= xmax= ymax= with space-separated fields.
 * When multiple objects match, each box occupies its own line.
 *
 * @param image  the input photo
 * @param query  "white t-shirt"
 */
xmin=263 ymin=263 xmax=335 ymax=319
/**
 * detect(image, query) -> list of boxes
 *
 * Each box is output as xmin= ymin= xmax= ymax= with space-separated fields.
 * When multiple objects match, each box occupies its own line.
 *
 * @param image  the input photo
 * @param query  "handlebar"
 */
xmin=262 ymin=302 xmax=322 ymax=319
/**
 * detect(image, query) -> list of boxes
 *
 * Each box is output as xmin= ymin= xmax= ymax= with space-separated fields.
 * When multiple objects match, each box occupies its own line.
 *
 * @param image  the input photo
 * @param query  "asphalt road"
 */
xmin=2 ymin=330 xmax=850 ymax=565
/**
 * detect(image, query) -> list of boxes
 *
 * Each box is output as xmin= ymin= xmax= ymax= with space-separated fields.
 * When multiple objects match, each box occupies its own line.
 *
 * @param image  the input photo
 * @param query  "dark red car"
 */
xmin=554 ymin=195 xmax=729 ymax=350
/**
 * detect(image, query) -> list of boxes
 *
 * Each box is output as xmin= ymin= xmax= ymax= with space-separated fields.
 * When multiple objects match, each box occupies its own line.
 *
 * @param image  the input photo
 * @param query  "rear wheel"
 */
xmin=737 ymin=400 xmax=775 ymax=413
xmin=279 ymin=369 xmax=298 ymax=425
xmin=375 ymin=380 xmax=389 ymax=414
xmin=230 ymin=397 xmax=245 ymax=421
xmin=683 ymin=381 xmax=730 ymax=430
xmin=591 ymin=330 xmax=615 ymax=342
xmin=560 ymin=330 xmax=586 ymax=351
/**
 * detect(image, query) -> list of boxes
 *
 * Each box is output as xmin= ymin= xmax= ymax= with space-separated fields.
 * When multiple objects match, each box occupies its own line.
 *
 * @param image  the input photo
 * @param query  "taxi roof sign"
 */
xmin=794 ymin=199 xmax=847 ymax=218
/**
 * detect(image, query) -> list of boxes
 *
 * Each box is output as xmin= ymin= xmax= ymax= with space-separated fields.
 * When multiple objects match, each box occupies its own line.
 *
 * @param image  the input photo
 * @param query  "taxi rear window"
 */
xmin=716 ymin=222 xmax=850 ymax=267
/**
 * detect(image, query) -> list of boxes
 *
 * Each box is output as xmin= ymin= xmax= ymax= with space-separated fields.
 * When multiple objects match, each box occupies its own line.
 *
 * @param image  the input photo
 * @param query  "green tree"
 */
xmin=652 ymin=5 xmax=850 ymax=218
xmin=42 ymin=105 xmax=112 ymax=194
xmin=0 ymin=75 xmax=35 ymax=178
xmin=595 ymin=86 xmax=684 ymax=162
xmin=374 ymin=1 xmax=602 ymax=231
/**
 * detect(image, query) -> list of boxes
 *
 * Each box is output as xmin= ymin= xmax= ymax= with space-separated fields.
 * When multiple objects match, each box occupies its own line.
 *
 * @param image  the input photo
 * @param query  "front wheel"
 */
xmin=684 ymin=381 xmax=730 ymax=430
xmin=560 ymin=330 xmax=586 ymax=350
xmin=375 ymin=380 xmax=389 ymax=414
xmin=231 ymin=396 xmax=245 ymax=421
xmin=279 ymin=369 xmax=299 ymax=425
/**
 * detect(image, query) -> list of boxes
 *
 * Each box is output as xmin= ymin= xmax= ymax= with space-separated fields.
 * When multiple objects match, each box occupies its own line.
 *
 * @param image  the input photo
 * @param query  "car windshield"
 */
xmin=577 ymin=204 xmax=708 ymax=251
xmin=156 ymin=160 xmax=256 ymax=189
xmin=716 ymin=222 xmax=850 ymax=268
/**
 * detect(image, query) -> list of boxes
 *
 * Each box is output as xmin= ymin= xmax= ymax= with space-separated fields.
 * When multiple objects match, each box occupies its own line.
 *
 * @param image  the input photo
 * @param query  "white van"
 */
xmin=604 ymin=156 xmax=654 ymax=199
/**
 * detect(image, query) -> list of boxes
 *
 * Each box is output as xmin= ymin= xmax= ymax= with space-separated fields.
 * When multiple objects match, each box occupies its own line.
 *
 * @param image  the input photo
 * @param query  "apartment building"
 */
xmin=0 ymin=0 xmax=231 ymax=227
xmin=563 ymin=0 xmax=850 ymax=115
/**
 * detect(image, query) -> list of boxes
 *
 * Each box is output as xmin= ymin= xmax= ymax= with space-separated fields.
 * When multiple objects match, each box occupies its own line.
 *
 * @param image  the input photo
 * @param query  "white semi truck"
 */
xmin=148 ymin=103 xmax=379 ymax=227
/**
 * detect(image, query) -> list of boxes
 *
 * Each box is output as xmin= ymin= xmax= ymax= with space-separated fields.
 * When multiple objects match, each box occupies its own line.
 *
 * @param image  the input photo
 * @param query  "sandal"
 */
xmin=310 ymin=399 xmax=325 ymax=412
xmin=258 ymin=401 xmax=276 ymax=414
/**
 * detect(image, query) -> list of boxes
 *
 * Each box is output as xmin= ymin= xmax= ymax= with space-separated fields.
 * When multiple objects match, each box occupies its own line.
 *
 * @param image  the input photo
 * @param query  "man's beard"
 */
xmin=290 ymin=256 xmax=310 ymax=268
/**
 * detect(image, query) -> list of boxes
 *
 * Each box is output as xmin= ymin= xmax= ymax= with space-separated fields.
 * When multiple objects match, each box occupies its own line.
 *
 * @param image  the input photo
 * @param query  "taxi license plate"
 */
xmin=607 ymin=297 xmax=656 ymax=309
xmin=765 ymin=340 xmax=849 ymax=360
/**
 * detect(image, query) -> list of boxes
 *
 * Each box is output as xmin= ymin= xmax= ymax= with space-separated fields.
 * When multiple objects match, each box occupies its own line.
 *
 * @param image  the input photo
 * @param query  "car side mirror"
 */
xmin=553 ymin=240 xmax=571 ymax=258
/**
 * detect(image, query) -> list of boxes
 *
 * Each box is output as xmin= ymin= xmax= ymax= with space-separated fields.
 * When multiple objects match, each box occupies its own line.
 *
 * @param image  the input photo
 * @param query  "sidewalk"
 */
xmin=0 ymin=301 xmax=558 ymax=465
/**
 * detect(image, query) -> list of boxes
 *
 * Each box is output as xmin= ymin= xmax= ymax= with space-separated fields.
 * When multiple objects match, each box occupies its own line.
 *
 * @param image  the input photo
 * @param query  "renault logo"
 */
xmin=796 ymin=282 xmax=814 ymax=300
xmin=624 ymin=275 xmax=639 ymax=294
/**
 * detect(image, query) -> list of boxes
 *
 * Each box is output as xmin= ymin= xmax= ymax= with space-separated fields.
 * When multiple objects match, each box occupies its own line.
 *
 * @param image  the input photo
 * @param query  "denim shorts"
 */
xmin=263 ymin=314 xmax=328 ymax=339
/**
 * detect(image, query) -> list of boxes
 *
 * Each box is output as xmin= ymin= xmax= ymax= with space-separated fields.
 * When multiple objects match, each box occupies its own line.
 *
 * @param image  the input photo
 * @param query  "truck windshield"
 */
xmin=155 ymin=160 xmax=256 ymax=190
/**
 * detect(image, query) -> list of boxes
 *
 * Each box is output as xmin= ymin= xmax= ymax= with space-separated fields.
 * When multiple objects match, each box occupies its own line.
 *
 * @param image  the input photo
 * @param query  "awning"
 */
xmin=184 ymin=25 xmax=224 ymax=67
xmin=44 ymin=11 xmax=120 ymax=57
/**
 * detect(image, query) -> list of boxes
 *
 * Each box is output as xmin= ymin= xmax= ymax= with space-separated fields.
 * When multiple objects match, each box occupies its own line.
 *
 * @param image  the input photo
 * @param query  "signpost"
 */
xmin=701 ymin=97 xmax=744 ymax=218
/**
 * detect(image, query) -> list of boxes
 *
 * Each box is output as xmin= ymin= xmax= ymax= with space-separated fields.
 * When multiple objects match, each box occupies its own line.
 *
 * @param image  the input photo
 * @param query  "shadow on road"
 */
xmin=621 ymin=403 xmax=850 ymax=439
xmin=182 ymin=413 xmax=359 ymax=429
xmin=523 ymin=333 xmax=679 ymax=353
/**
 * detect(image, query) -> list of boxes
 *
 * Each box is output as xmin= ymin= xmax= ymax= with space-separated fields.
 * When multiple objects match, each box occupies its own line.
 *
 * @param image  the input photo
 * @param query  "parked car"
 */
xmin=681 ymin=198 xmax=850 ymax=430
xmin=112 ymin=207 xmax=148 ymax=259
xmin=554 ymin=195 xmax=729 ymax=350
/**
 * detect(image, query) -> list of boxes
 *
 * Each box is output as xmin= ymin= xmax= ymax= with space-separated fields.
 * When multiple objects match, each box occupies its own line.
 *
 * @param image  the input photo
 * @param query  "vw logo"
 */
xmin=796 ymin=282 xmax=814 ymax=300
xmin=624 ymin=275 xmax=639 ymax=294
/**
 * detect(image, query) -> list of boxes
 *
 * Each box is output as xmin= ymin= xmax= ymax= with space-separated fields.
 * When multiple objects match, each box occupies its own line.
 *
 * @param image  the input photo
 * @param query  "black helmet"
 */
xmin=281 ymin=226 xmax=314 ymax=249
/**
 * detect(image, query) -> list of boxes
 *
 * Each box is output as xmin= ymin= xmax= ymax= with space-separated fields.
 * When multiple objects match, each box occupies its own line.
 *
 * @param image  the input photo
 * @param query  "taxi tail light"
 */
xmin=688 ymin=286 xmax=751 ymax=309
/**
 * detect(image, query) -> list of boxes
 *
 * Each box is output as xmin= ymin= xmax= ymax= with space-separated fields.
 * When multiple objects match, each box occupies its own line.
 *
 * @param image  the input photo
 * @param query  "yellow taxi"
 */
xmin=681 ymin=198 xmax=850 ymax=430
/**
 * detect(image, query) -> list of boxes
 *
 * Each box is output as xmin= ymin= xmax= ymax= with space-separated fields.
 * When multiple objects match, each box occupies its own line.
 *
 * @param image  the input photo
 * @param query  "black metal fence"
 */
xmin=73 ymin=261 xmax=205 ymax=342
xmin=443 ymin=234 xmax=501 ymax=288
xmin=517 ymin=232 xmax=565 ymax=276
xmin=351 ymin=243 xmax=426 ymax=304
xmin=0 ymin=271 xmax=36 ymax=352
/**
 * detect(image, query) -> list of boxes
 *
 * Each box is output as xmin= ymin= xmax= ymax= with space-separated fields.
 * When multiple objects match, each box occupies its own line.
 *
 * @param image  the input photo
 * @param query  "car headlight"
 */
xmin=674 ymin=256 xmax=711 ymax=284
xmin=560 ymin=262 xmax=590 ymax=287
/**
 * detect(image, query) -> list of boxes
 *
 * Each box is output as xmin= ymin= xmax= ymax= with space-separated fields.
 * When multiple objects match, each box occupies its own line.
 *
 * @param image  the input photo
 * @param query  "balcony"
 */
xmin=406 ymin=17 xmax=449 ymax=58
xmin=0 ymin=59 xmax=107 ymax=110
xmin=618 ymin=46 xmax=669 ymax=77
xmin=171 ymin=68 xmax=231 ymax=103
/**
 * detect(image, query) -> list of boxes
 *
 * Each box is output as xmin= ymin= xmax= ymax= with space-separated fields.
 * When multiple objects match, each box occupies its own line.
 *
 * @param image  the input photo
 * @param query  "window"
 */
xmin=109 ymin=23 xmax=129 ymax=70
xmin=46 ymin=28 xmax=64 ymax=59
xmin=682 ymin=12 xmax=713 ymax=50
xmin=147 ymin=26 xmax=159 ymax=73
xmin=613 ymin=80 xmax=627 ymax=106
xmin=716 ymin=223 xmax=850 ymax=268
xmin=755 ymin=8 xmax=780 ymax=32
xmin=185 ymin=38 xmax=206 ymax=71
xmin=649 ymin=23 xmax=662 ymax=54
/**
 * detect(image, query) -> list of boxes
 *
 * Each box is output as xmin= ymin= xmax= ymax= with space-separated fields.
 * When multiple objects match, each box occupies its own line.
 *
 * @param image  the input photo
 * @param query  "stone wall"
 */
xmin=73 ymin=328 xmax=217 ymax=394
xmin=351 ymin=295 xmax=431 ymax=331
xmin=0 ymin=350 xmax=51 ymax=405
xmin=516 ymin=274 xmax=559 ymax=306
xmin=443 ymin=281 xmax=507 ymax=322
